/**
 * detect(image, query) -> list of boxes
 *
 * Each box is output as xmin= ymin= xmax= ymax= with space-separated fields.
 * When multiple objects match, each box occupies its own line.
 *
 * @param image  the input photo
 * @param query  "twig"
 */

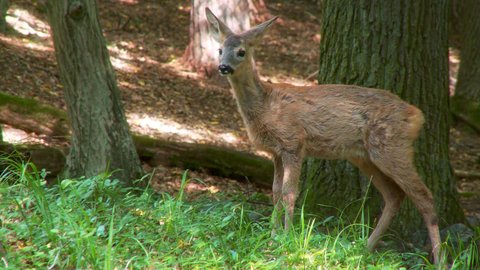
xmin=305 ymin=70 xmax=318 ymax=81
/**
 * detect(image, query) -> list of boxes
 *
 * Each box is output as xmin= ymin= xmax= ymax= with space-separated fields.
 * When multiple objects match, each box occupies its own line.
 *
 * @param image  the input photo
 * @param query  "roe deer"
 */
xmin=205 ymin=8 xmax=442 ymax=264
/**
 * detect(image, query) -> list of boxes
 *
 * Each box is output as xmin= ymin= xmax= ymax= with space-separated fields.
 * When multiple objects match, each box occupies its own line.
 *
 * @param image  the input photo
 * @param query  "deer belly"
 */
xmin=305 ymin=138 xmax=366 ymax=160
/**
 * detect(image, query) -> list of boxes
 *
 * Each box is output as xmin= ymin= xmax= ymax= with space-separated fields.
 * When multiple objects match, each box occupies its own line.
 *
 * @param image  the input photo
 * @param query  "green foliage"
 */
xmin=0 ymin=92 xmax=68 ymax=121
xmin=0 ymin=156 xmax=477 ymax=269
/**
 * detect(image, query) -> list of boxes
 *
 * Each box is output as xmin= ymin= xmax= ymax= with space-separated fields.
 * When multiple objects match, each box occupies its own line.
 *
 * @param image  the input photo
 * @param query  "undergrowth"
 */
xmin=0 ymin=156 xmax=477 ymax=269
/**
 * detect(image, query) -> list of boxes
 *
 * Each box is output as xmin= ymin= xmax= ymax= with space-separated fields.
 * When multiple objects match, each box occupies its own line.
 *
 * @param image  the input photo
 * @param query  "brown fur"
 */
xmin=205 ymin=8 xmax=442 ymax=265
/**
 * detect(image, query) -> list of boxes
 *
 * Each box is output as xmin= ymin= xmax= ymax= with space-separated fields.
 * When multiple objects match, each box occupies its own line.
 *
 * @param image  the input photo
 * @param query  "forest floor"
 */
xmin=0 ymin=0 xmax=479 ymax=225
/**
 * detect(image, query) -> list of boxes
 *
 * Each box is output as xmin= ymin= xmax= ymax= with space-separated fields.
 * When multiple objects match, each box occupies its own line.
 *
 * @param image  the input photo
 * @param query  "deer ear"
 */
xmin=205 ymin=7 xmax=233 ymax=43
xmin=241 ymin=16 xmax=278 ymax=43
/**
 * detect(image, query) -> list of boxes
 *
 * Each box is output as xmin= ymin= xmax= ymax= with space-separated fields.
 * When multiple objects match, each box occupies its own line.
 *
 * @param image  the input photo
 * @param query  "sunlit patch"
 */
xmin=449 ymin=47 xmax=460 ymax=96
xmin=2 ymin=126 xmax=45 ymax=144
xmin=0 ymin=35 xmax=52 ymax=51
xmin=118 ymin=0 xmax=139 ymax=4
xmin=127 ymin=114 xmax=243 ymax=146
xmin=110 ymin=56 xmax=140 ymax=73
xmin=128 ymin=113 xmax=208 ymax=142
xmin=109 ymin=43 xmax=134 ymax=61
xmin=7 ymin=8 xmax=50 ymax=38
xmin=219 ymin=132 xmax=238 ymax=143
xmin=119 ymin=81 xmax=141 ymax=90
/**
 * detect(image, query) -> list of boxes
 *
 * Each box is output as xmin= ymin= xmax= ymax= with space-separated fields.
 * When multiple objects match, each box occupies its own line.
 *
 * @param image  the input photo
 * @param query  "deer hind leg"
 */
xmin=281 ymin=153 xmax=303 ymax=230
xmin=271 ymin=155 xmax=284 ymax=233
xmin=368 ymin=145 xmax=441 ymax=264
xmin=349 ymin=157 xmax=405 ymax=251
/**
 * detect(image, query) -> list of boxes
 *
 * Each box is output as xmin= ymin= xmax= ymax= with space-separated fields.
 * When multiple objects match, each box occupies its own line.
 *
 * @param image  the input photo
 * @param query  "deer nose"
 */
xmin=218 ymin=64 xmax=234 ymax=75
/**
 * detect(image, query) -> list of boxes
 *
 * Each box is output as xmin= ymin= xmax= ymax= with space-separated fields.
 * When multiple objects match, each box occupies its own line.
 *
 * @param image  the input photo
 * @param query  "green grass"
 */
xmin=0 ymin=156 xmax=478 ymax=269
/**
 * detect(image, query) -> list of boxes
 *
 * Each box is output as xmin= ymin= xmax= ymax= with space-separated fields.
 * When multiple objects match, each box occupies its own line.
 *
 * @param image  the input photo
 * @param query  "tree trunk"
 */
xmin=0 ymin=0 xmax=8 ymax=33
xmin=183 ymin=0 xmax=250 ymax=77
xmin=247 ymin=0 xmax=270 ymax=23
xmin=301 ymin=0 xmax=463 ymax=243
xmin=454 ymin=0 xmax=480 ymax=100
xmin=46 ymin=0 xmax=143 ymax=184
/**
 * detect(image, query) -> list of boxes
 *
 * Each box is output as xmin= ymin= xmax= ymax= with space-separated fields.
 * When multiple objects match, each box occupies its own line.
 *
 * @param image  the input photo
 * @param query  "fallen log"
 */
xmin=134 ymin=135 xmax=273 ymax=187
xmin=0 ymin=93 xmax=274 ymax=187
xmin=0 ymin=142 xmax=66 ymax=178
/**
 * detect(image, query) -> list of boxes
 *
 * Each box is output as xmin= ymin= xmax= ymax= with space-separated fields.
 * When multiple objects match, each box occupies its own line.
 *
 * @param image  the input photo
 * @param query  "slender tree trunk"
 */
xmin=0 ymin=0 xmax=9 ymax=33
xmin=454 ymin=0 xmax=480 ymax=100
xmin=183 ymin=0 xmax=250 ymax=77
xmin=301 ymin=0 xmax=463 ymax=243
xmin=46 ymin=0 xmax=143 ymax=184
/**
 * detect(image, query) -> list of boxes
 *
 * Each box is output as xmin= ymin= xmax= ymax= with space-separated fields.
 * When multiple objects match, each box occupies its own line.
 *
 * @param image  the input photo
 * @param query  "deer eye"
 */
xmin=237 ymin=49 xmax=246 ymax=57
xmin=219 ymin=49 xmax=222 ymax=55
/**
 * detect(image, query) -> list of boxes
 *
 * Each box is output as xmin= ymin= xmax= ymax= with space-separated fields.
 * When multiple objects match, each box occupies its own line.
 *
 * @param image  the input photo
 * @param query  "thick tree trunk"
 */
xmin=183 ymin=0 xmax=250 ymax=77
xmin=454 ymin=0 xmax=480 ymax=100
xmin=301 ymin=0 xmax=463 ymax=243
xmin=46 ymin=0 xmax=143 ymax=184
xmin=0 ymin=0 xmax=8 ymax=33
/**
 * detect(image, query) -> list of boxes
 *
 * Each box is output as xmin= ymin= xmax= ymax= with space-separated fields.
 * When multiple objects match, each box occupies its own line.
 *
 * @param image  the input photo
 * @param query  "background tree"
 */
xmin=452 ymin=0 xmax=480 ymax=100
xmin=247 ymin=0 xmax=270 ymax=23
xmin=0 ymin=0 xmax=8 ymax=33
xmin=300 ymin=0 xmax=463 ymax=242
xmin=449 ymin=0 xmax=480 ymax=133
xmin=46 ymin=0 xmax=143 ymax=184
xmin=183 ymin=0 xmax=251 ymax=77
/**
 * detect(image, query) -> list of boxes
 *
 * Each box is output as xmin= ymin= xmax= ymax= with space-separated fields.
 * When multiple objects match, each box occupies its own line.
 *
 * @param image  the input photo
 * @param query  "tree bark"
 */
xmin=0 ymin=0 xmax=8 ymax=33
xmin=46 ymin=0 xmax=143 ymax=184
xmin=301 ymin=0 xmax=463 ymax=242
xmin=183 ymin=0 xmax=250 ymax=77
xmin=453 ymin=0 xmax=480 ymax=100
xmin=247 ymin=0 xmax=270 ymax=23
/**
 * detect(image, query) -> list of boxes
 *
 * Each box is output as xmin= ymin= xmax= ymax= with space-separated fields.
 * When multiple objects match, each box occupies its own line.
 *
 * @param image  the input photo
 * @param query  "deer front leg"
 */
xmin=281 ymin=153 xmax=303 ymax=230
xmin=271 ymin=155 xmax=284 ymax=235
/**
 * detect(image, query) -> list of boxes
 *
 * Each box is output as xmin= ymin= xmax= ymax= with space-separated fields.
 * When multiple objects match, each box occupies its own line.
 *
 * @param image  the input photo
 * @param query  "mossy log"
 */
xmin=0 ymin=93 xmax=274 ymax=187
xmin=135 ymin=135 xmax=273 ymax=187
xmin=0 ymin=142 xmax=66 ymax=178
xmin=451 ymin=96 xmax=480 ymax=134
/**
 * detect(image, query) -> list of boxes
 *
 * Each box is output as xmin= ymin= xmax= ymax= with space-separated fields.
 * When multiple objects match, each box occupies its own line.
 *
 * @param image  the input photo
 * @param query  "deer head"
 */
xmin=205 ymin=7 xmax=277 ymax=76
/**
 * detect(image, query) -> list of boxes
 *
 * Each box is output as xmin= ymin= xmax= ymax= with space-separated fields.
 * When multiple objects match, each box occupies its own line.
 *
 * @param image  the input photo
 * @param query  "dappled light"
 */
xmin=117 ymin=0 xmax=139 ymax=5
xmin=0 ymin=35 xmax=52 ymax=52
xmin=128 ymin=113 xmax=241 ymax=145
xmin=6 ymin=8 xmax=50 ymax=39
xmin=0 ymin=0 xmax=479 ymax=268
xmin=2 ymin=125 xmax=36 ymax=144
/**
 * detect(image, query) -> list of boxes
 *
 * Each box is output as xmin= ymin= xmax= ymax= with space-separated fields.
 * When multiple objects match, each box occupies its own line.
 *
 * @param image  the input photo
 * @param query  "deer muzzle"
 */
xmin=218 ymin=64 xmax=234 ymax=75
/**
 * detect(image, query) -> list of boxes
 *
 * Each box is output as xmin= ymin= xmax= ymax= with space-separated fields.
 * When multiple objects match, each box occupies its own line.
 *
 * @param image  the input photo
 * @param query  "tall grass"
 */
xmin=0 ymin=156 xmax=477 ymax=269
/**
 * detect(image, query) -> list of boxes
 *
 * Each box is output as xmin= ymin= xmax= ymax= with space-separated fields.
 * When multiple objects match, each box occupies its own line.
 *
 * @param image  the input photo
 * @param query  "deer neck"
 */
xmin=227 ymin=56 xmax=266 ymax=122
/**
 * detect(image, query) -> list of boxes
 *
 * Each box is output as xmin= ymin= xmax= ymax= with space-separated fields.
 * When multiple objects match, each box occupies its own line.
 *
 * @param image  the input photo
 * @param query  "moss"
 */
xmin=0 ymin=92 xmax=68 ymax=121
xmin=451 ymin=96 xmax=480 ymax=131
